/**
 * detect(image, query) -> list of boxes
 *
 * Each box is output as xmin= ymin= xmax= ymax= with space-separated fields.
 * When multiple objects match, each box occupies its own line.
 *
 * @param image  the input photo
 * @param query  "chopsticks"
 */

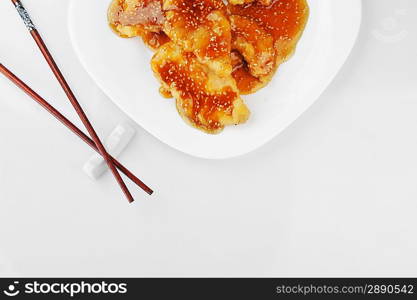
xmin=0 ymin=63 xmax=154 ymax=196
xmin=10 ymin=0 xmax=136 ymax=202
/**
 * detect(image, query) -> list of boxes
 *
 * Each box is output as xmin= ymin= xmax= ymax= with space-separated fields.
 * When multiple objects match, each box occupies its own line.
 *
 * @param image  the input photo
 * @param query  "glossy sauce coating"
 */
xmin=157 ymin=55 xmax=237 ymax=131
xmin=108 ymin=0 xmax=308 ymax=133
xmin=164 ymin=0 xmax=230 ymax=61
xmin=231 ymin=50 xmax=260 ymax=94
xmin=142 ymin=31 xmax=170 ymax=49
xmin=199 ymin=28 xmax=230 ymax=60
xmin=230 ymin=14 xmax=275 ymax=77
xmin=165 ymin=0 xmax=225 ymax=29
xmin=229 ymin=0 xmax=309 ymax=93
xmin=229 ymin=0 xmax=309 ymax=42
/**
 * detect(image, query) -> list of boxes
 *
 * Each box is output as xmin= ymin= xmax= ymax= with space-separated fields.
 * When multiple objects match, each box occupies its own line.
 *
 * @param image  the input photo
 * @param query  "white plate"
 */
xmin=68 ymin=0 xmax=362 ymax=159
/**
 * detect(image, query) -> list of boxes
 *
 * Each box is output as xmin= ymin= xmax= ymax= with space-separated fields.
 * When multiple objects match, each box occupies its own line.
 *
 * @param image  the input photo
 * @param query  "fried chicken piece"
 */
xmin=230 ymin=15 xmax=275 ymax=78
xmin=231 ymin=50 xmax=266 ymax=95
xmin=228 ymin=0 xmax=309 ymax=93
xmin=229 ymin=0 xmax=309 ymax=65
xmin=229 ymin=14 xmax=276 ymax=94
xmin=141 ymin=31 xmax=171 ymax=51
xmin=108 ymin=0 xmax=169 ymax=50
xmin=162 ymin=0 xmax=232 ymax=77
xmin=152 ymin=42 xmax=250 ymax=134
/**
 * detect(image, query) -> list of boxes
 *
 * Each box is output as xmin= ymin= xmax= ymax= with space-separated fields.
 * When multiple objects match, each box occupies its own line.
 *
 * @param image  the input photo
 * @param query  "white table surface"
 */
xmin=0 ymin=0 xmax=416 ymax=277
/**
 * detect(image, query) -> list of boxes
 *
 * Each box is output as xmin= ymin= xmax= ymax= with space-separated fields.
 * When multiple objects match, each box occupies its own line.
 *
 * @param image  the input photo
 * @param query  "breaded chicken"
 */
xmin=108 ymin=0 xmax=169 ymax=50
xmin=230 ymin=15 xmax=275 ymax=78
xmin=152 ymin=42 xmax=250 ymax=133
xmin=162 ymin=0 xmax=232 ymax=77
xmin=228 ymin=0 xmax=309 ymax=93
xmin=107 ymin=0 xmax=309 ymax=133
xmin=229 ymin=0 xmax=309 ymax=65
xmin=231 ymin=50 xmax=270 ymax=94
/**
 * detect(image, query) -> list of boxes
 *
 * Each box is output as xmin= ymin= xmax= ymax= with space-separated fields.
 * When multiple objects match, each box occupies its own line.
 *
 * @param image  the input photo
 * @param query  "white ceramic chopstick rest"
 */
xmin=83 ymin=123 xmax=136 ymax=180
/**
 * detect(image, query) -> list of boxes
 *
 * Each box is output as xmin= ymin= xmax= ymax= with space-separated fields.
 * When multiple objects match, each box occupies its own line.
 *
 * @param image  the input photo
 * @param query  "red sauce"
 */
xmin=142 ymin=31 xmax=170 ymax=49
xmin=108 ymin=0 xmax=309 ymax=116
xmin=166 ymin=0 xmax=230 ymax=60
xmin=229 ymin=0 xmax=309 ymax=41
xmin=231 ymin=50 xmax=260 ymax=94
xmin=158 ymin=55 xmax=237 ymax=131
xmin=166 ymin=0 xmax=225 ymax=29
xmin=197 ymin=30 xmax=230 ymax=60
xmin=229 ymin=0 xmax=309 ymax=92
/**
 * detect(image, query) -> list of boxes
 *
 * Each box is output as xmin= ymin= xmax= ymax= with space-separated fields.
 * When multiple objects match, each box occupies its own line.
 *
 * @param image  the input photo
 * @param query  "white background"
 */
xmin=0 ymin=0 xmax=416 ymax=277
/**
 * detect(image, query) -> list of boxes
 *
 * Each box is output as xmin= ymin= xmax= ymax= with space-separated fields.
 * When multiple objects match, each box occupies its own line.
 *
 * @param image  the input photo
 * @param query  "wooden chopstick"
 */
xmin=10 ymin=0 xmax=135 ymax=202
xmin=0 ymin=63 xmax=154 ymax=196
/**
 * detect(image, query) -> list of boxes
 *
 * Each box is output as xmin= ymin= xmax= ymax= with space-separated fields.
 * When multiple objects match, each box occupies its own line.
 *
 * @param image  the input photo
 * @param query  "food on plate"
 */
xmin=162 ymin=0 xmax=233 ymax=77
xmin=229 ymin=14 xmax=275 ymax=93
xmin=108 ymin=0 xmax=309 ymax=134
xmin=152 ymin=42 xmax=249 ymax=133
xmin=229 ymin=0 xmax=309 ymax=66
xmin=231 ymin=50 xmax=263 ymax=94
xmin=108 ymin=0 xmax=169 ymax=49
xmin=228 ymin=0 xmax=309 ymax=93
